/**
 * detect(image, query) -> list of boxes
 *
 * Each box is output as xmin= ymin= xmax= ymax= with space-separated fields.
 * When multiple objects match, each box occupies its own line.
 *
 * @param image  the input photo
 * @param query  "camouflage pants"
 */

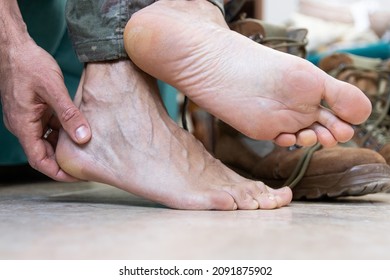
xmin=66 ymin=0 xmax=225 ymax=62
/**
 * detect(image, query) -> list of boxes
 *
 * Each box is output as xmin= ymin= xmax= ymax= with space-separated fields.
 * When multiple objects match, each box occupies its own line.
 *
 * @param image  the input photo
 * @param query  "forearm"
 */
xmin=0 ymin=0 xmax=30 ymax=48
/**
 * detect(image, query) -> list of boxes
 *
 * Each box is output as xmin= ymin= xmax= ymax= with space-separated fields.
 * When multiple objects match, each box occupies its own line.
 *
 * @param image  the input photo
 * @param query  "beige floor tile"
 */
xmin=0 ymin=181 xmax=389 ymax=259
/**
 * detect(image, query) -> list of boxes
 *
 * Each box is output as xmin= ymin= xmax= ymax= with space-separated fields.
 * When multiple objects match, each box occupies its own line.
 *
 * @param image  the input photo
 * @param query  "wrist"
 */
xmin=0 ymin=1 xmax=31 ymax=48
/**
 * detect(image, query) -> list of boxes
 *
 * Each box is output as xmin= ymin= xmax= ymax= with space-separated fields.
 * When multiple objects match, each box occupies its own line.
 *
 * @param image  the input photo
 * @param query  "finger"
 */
xmin=43 ymin=77 xmax=91 ymax=145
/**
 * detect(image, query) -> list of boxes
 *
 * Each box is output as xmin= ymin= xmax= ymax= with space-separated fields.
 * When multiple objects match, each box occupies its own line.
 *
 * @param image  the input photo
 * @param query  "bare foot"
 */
xmin=124 ymin=0 xmax=371 ymax=147
xmin=56 ymin=60 xmax=292 ymax=210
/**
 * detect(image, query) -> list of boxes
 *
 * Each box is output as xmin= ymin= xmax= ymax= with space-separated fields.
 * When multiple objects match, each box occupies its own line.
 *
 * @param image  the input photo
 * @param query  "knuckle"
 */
xmin=60 ymin=106 xmax=80 ymax=123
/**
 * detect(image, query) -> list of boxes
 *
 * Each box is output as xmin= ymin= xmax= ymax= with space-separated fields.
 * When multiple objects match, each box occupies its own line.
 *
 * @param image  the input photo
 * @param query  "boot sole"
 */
xmin=261 ymin=163 xmax=390 ymax=200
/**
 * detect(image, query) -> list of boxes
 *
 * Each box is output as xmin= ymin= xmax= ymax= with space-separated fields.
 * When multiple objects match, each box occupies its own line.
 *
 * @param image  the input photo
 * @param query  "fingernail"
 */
xmin=76 ymin=125 xmax=89 ymax=141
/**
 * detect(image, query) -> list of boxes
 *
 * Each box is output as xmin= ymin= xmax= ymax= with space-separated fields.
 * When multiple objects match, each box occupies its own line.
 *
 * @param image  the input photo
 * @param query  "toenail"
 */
xmin=76 ymin=125 xmax=89 ymax=141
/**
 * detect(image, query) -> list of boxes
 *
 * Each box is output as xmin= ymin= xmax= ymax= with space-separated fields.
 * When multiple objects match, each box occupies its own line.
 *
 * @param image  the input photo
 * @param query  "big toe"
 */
xmin=323 ymin=76 xmax=372 ymax=125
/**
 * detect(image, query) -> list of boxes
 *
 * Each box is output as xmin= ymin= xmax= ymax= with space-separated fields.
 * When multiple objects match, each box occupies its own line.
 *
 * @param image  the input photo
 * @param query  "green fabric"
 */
xmin=0 ymin=0 xmax=83 ymax=165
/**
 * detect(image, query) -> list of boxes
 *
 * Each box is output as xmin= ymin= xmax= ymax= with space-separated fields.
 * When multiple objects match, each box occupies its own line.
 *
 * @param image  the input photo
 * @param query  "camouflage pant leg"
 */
xmin=66 ymin=0 xmax=224 ymax=62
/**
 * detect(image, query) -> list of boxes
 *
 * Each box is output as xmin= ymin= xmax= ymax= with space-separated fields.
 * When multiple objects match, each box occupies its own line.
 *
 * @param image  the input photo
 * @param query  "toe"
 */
xmin=234 ymin=190 xmax=261 ymax=210
xmin=316 ymin=108 xmax=354 ymax=145
xmin=206 ymin=189 xmax=238 ymax=210
xmin=274 ymin=133 xmax=297 ymax=147
xmin=295 ymin=129 xmax=318 ymax=147
xmin=253 ymin=186 xmax=293 ymax=209
xmin=222 ymin=182 xmax=263 ymax=210
xmin=223 ymin=181 xmax=292 ymax=210
xmin=323 ymin=77 xmax=372 ymax=125
xmin=272 ymin=186 xmax=293 ymax=206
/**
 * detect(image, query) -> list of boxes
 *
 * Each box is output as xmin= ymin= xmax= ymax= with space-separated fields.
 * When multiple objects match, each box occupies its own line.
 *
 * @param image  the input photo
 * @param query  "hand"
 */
xmin=0 ymin=38 xmax=92 ymax=181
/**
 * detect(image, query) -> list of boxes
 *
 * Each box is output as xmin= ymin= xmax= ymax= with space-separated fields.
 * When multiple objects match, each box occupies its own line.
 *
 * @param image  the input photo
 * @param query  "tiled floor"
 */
xmin=0 ymin=181 xmax=389 ymax=260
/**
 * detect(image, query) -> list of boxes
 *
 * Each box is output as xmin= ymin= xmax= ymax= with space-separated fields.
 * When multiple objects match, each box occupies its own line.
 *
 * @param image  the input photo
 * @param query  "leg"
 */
xmin=124 ymin=0 xmax=372 ymax=147
xmin=56 ymin=60 xmax=292 ymax=210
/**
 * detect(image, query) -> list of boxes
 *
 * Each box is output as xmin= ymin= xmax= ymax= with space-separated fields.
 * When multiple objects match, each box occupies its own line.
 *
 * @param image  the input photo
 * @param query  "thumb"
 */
xmin=47 ymin=82 xmax=92 ymax=144
xmin=56 ymin=101 xmax=92 ymax=144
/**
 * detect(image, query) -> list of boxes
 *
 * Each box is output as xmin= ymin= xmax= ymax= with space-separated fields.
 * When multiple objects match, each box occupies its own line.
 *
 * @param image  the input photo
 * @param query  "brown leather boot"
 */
xmin=319 ymin=53 xmax=390 ymax=164
xmin=215 ymin=121 xmax=390 ymax=199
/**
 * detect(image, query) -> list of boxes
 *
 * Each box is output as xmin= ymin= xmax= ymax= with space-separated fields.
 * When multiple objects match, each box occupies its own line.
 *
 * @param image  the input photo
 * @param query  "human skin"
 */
xmin=124 ymin=0 xmax=372 ymax=148
xmin=0 ymin=0 xmax=92 ymax=181
xmin=56 ymin=60 xmax=293 ymax=210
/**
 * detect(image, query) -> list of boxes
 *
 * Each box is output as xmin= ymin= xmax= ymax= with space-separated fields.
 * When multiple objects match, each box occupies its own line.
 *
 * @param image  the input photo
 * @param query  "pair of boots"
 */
xmin=194 ymin=16 xmax=390 ymax=200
